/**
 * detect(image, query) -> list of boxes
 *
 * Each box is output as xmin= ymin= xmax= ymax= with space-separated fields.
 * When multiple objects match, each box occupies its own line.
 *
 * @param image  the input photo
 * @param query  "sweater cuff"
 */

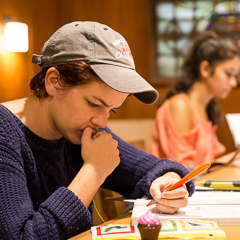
xmin=142 ymin=159 xmax=195 ymax=197
xmin=40 ymin=187 xmax=92 ymax=238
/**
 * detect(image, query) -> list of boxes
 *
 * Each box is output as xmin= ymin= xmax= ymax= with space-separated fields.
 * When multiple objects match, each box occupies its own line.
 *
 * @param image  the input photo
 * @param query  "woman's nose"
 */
xmin=230 ymin=76 xmax=238 ymax=88
xmin=91 ymin=114 xmax=109 ymax=128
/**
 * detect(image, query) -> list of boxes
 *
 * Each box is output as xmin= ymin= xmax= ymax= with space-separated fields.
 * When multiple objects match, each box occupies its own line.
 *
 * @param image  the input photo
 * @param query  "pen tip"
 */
xmin=146 ymin=201 xmax=153 ymax=207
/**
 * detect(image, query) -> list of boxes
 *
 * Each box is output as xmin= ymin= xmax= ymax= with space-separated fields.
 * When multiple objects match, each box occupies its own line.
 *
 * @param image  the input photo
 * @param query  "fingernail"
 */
xmin=154 ymin=195 xmax=160 ymax=201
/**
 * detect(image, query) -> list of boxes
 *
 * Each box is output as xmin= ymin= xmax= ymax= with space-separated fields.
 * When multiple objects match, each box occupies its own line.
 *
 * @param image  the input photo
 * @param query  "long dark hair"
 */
xmin=29 ymin=61 xmax=99 ymax=98
xmin=166 ymin=31 xmax=239 ymax=125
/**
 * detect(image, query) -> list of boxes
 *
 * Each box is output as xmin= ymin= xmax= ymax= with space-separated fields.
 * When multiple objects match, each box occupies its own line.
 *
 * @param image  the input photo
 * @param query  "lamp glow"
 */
xmin=5 ymin=22 xmax=29 ymax=52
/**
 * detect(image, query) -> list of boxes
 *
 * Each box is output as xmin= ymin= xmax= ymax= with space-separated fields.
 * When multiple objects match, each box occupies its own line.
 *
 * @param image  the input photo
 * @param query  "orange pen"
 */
xmin=146 ymin=162 xmax=211 ymax=207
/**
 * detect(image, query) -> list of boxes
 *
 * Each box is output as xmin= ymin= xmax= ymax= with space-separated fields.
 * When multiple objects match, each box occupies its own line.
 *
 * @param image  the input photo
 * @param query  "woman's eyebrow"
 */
xmin=92 ymin=96 xmax=123 ymax=109
xmin=227 ymin=67 xmax=239 ymax=72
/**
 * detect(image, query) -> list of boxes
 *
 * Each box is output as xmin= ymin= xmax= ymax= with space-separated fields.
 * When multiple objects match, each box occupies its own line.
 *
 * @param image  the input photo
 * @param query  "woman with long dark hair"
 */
xmin=150 ymin=31 xmax=239 ymax=166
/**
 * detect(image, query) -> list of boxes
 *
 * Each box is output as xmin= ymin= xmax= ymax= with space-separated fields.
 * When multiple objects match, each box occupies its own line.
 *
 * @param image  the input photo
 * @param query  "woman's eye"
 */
xmin=88 ymin=101 xmax=99 ymax=107
xmin=225 ymin=72 xmax=232 ymax=77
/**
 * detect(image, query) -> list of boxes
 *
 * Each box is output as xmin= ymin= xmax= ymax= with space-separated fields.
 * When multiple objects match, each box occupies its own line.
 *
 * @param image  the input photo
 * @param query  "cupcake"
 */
xmin=137 ymin=210 xmax=161 ymax=240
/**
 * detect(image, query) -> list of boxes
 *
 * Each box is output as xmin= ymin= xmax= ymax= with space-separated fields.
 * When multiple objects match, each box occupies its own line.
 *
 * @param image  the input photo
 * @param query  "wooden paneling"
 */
xmin=0 ymin=0 xmax=59 ymax=102
xmin=55 ymin=0 xmax=154 ymax=119
xmin=0 ymin=0 xmax=240 ymax=154
xmin=0 ymin=0 xmax=32 ymax=101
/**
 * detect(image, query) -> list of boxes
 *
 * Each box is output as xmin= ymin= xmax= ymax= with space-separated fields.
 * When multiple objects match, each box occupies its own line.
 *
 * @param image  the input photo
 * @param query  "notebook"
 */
xmin=131 ymin=191 xmax=240 ymax=226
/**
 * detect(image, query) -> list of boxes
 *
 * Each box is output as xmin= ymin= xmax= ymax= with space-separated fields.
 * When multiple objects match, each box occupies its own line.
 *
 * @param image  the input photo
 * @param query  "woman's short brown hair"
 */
xmin=29 ymin=61 xmax=99 ymax=98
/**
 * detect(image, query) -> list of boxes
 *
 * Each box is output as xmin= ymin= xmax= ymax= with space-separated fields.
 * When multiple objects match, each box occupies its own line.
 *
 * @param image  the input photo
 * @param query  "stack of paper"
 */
xmin=188 ymin=191 xmax=240 ymax=205
xmin=131 ymin=191 xmax=240 ymax=226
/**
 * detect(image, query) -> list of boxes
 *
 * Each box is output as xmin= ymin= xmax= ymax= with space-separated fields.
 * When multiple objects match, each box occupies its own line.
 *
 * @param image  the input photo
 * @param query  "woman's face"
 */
xmin=206 ymin=56 xmax=239 ymax=99
xmin=48 ymin=77 xmax=129 ymax=144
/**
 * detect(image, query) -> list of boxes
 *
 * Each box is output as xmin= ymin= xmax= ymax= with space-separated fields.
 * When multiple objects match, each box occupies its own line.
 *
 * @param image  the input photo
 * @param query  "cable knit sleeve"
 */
xmin=0 ymin=107 xmax=91 ymax=239
xmin=101 ymin=127 xmax=195 ymax=198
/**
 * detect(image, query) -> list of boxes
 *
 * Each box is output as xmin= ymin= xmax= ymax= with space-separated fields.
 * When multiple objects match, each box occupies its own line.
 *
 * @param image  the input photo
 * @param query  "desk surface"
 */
xmin=70 ymin=166 xmax=240 ymax=240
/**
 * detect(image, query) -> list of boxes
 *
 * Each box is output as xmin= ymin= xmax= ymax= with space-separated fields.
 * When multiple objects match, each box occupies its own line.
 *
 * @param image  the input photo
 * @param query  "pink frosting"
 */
xmin=138 ymin=210 xmax=161 ymax=225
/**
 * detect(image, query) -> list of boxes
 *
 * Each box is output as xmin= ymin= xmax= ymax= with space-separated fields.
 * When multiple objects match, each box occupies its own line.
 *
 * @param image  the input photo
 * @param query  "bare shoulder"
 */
xmin=169 ymin=94 xmax=192 ymax=116
xmin=1 ymin=98 xmax=26 ymax=115
xmin=169 ymin=94 xmax=194 ymax=134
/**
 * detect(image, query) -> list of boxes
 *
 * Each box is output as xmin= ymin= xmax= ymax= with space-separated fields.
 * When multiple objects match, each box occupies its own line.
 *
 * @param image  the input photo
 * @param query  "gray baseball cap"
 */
xmin=32 ymin=21 xmax=158 ymax=104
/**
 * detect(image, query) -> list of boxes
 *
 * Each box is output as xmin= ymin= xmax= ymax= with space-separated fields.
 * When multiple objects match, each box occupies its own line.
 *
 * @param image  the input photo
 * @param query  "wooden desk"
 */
xmin=199 ymin=166 xmax=240 ymax=181
xmin=70 ymin=166 xmax=240 ymax=240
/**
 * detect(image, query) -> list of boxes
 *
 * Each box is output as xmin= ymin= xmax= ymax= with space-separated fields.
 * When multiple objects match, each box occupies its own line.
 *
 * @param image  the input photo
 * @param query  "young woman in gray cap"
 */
xmin=0 ymin=21 xmax=194 ymax=239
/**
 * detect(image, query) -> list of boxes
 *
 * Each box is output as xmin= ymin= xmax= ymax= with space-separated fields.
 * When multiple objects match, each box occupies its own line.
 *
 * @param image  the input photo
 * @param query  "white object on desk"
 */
xmin=195 ymin=185 xmax=213 ymax=191
xmin=131 ymin=194 xmax=240 ymax=226
xmin=188 ymin=191 xmax=240 ymax=205
xmin=226 ymin=113 xmax=240 ymax=148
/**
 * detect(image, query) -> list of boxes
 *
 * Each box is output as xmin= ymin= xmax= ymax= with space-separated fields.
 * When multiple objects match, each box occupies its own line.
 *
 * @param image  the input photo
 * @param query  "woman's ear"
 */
xmin=44 ymin=67 xmax=60 ymax=96
xmin=199 ymin=61 xmax=212 ymax=79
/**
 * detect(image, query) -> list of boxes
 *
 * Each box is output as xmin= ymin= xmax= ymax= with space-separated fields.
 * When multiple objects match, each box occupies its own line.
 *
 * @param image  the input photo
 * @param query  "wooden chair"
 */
xmin=107 ymin=118 xmax=155 ymax=153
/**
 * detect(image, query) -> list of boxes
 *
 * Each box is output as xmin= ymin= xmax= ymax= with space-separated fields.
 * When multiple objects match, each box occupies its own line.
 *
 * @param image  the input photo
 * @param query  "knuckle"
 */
xmin=169 ymin=208 xmax=178 ymax=214
xmin=183 ymin=197 xmax=188 ymax=207
xmin=156 ymin=204 xmax=163 ymax=212
xmin=105 ymin=132 xmax=111 ymax=139
xmin=114 ymin=139 xmax=118 ymax=147
xmin=149 ymin=188 xmax=154 ymax=196
xmin=179 ymin=187 xmax=187 ymax=195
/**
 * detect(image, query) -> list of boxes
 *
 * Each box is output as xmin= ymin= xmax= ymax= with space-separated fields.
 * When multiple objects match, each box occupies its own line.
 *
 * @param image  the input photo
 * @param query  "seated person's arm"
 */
xmin=99 ymin=127 xmax=195 ymax=214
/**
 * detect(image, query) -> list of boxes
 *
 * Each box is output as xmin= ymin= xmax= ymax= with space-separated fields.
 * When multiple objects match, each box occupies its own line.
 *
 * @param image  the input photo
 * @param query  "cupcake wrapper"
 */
xmin=137 ymin=224 xmax=162 ymax=240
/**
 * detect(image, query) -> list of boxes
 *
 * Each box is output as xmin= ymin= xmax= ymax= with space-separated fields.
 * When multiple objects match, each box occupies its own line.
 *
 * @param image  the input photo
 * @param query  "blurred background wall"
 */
xmin=0 ymin=0 xmax=240 ymax=154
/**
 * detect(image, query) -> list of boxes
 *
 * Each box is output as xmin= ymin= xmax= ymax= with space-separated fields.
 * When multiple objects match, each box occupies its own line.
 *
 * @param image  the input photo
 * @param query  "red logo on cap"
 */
xmin=122 ymin=44 xmax=131 ymax=57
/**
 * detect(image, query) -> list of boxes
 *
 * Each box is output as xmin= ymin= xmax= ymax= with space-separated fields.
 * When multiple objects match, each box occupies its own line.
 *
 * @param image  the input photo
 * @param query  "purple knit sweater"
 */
xmin=0 ymin=104 xmax=194 ymax=239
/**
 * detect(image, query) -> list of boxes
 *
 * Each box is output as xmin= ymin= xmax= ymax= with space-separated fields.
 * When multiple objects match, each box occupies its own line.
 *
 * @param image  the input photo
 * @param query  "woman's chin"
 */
xmin=66 ymin=134 xmax=82 ymax=145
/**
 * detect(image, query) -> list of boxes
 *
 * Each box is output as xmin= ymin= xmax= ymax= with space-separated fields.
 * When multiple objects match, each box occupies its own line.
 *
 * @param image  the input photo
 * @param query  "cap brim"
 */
xmin=89 ymin=63 xmax=159 ymax=104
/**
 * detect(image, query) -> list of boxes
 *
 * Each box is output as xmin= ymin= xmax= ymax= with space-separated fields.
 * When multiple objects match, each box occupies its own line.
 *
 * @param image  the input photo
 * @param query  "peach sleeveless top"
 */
xmin=150 ymin=95 xmax=226 ymax=166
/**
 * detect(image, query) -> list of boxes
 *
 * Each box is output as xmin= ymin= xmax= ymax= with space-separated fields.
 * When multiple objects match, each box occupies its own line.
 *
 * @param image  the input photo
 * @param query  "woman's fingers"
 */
xmin=161 ymin=186 xmax=188 ymax=200
xmin=159 ymin=191 xmax=188 ymax=207
xmin=155 ymin=204 xmax=179 ymax=214
xmin=150 ymin=177 xmax=173 ymax=202
xmin=149 ymin=173 xmax=190 ymax=214
xmin=155 ymin=187 xmax=189 ymax=213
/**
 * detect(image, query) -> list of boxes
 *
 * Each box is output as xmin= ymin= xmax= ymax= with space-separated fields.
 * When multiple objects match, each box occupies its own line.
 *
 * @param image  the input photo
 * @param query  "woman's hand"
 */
xmin=68 ymin=127 xmax=120 ymax=207
xmin=81 ymin=127 xmax=120 ymax=181
xmin=150 ymin=172 xmax=189 ymax=214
